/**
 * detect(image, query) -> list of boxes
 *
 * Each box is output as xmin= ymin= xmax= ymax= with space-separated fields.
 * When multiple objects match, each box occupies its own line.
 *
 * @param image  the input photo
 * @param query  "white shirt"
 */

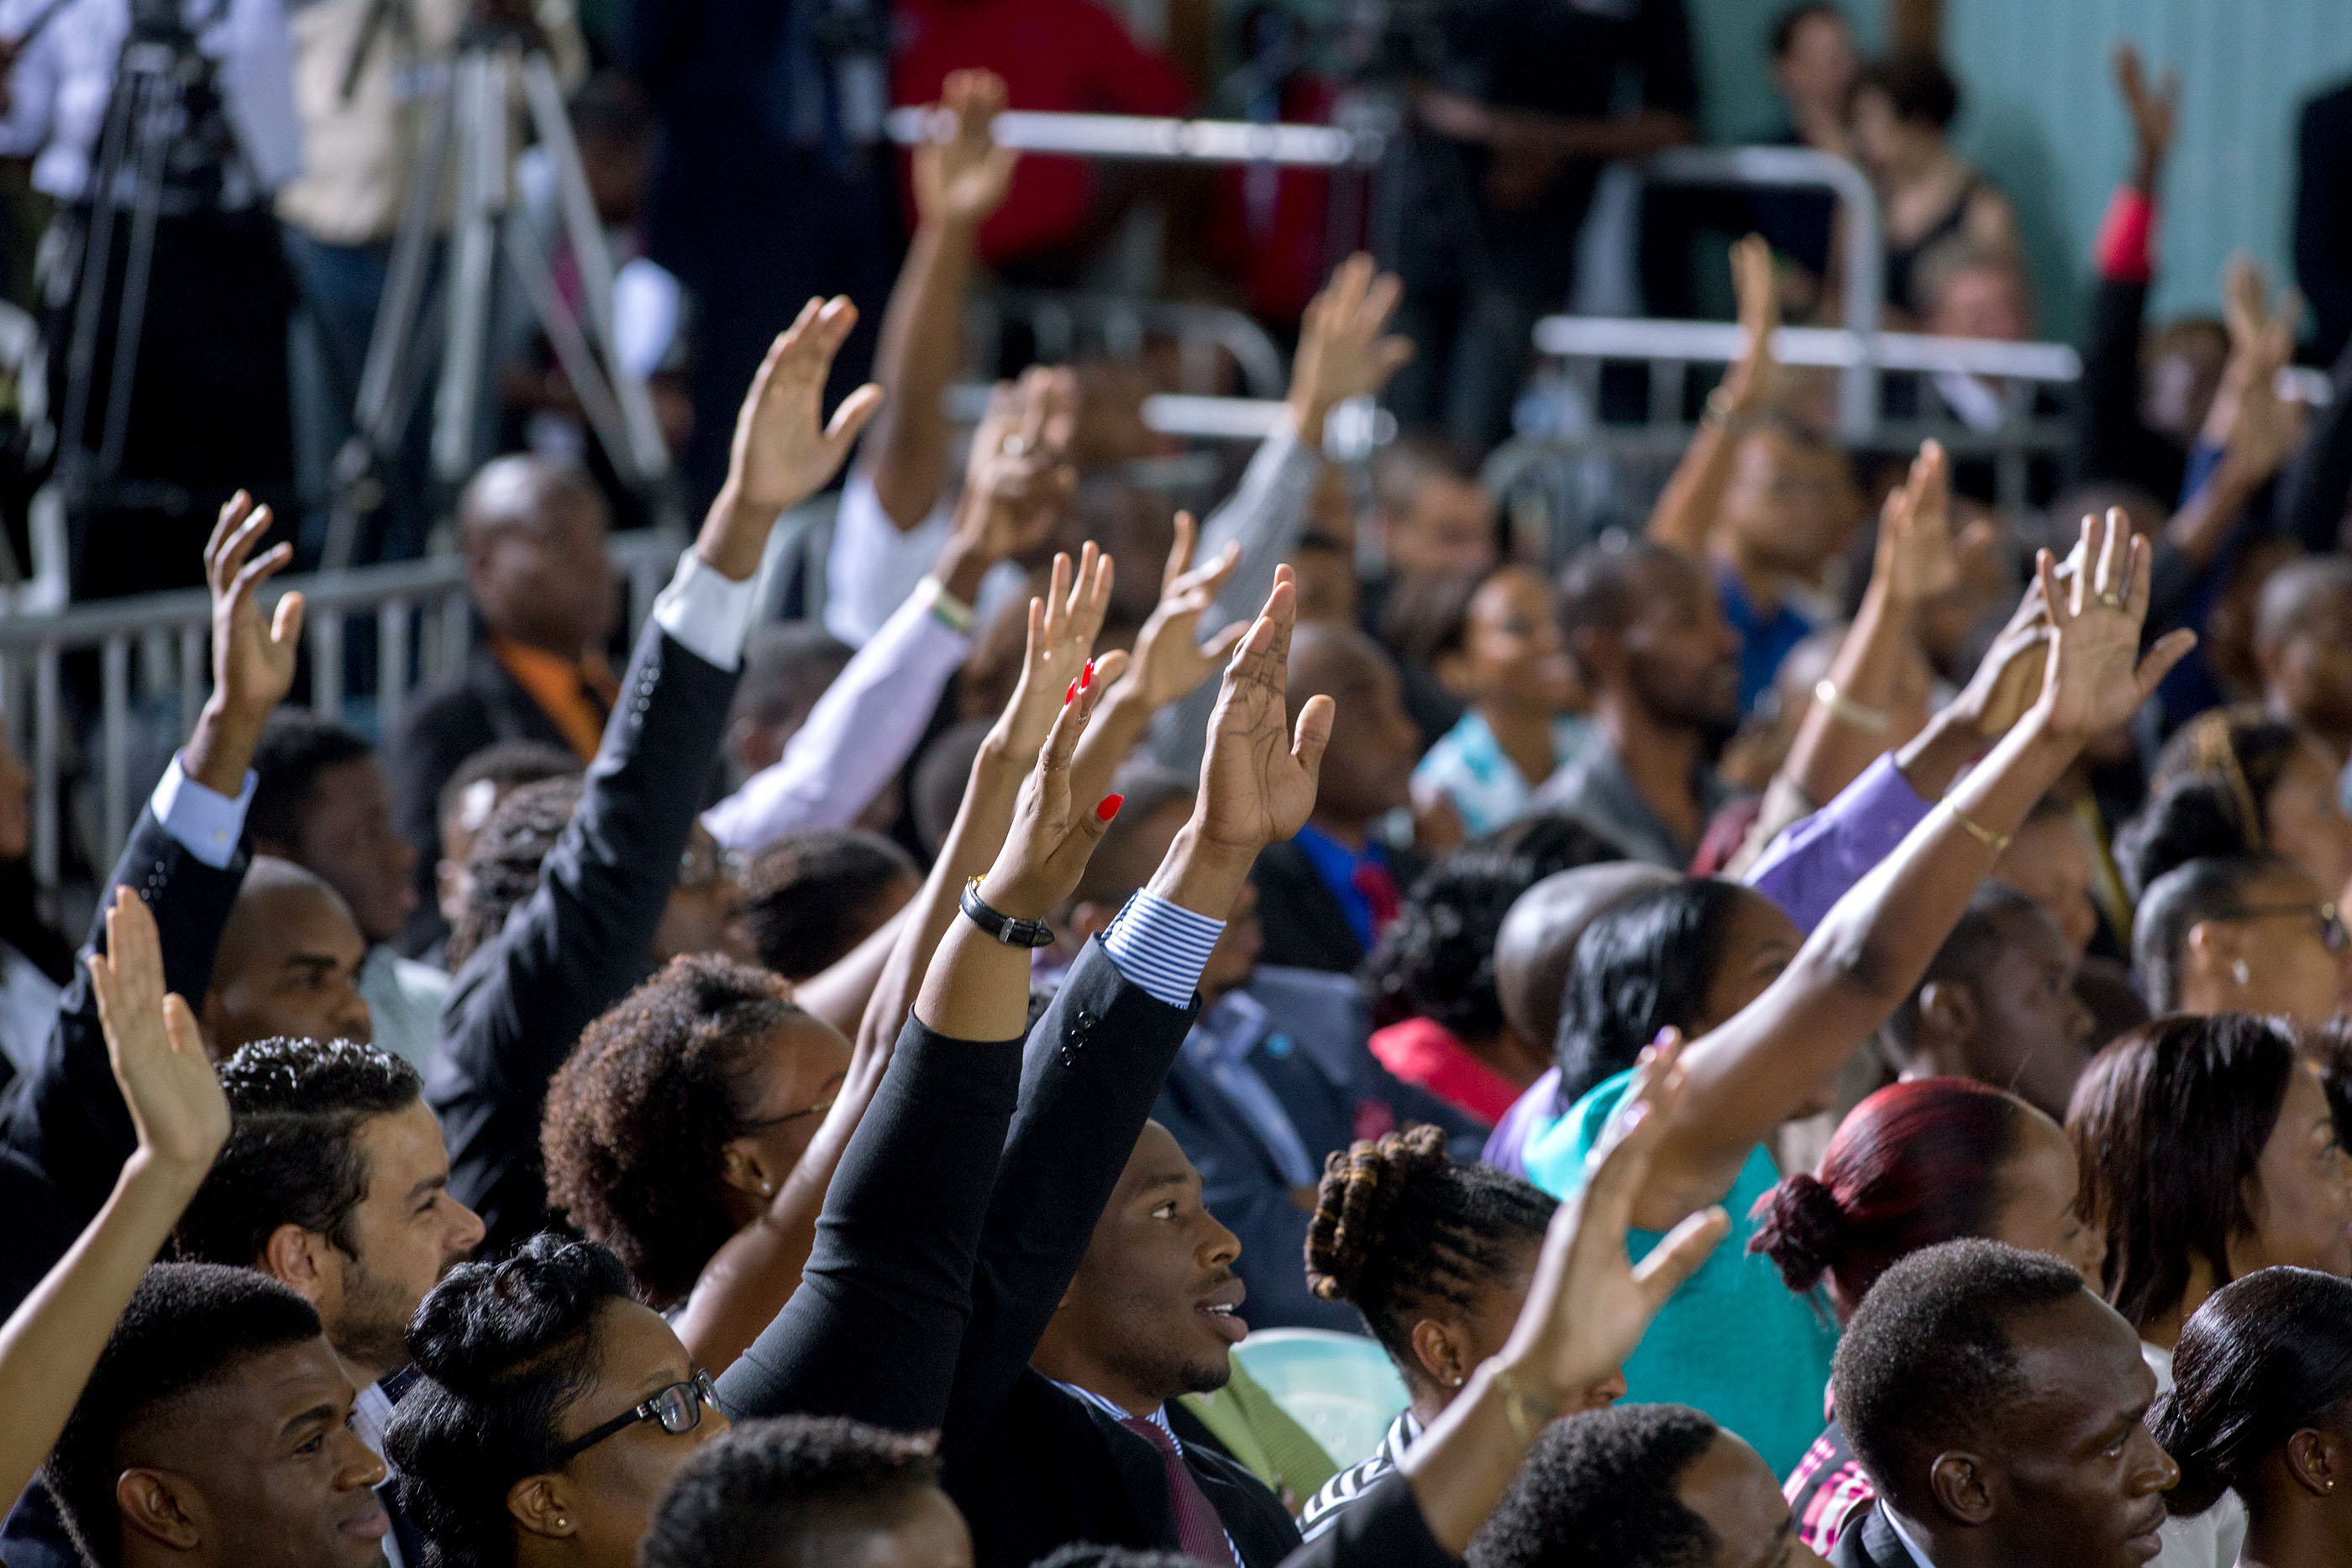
xmin=0 ymin=0 xmax=302 ymax=202
xmin=2139 ymin=1341 xmax=2246 ymax=1568
xmin=822 ymin=469 xmax=1020 ymax=648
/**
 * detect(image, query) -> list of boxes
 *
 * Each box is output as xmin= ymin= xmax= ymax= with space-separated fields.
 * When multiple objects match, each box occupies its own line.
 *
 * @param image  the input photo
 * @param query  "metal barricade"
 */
xmin=968 ymin=292 xmax=1291 ymax=401
xmin=0 ymin=530 xmax=681 ymax=889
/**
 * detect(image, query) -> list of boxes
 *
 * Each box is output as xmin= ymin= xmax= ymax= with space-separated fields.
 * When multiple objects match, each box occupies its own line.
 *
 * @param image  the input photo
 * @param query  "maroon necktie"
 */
xmin=1118 ymin=1415 xmax=1239 ymax=1568
xmin=1351 ymin=860 xmax=1401 ymax=939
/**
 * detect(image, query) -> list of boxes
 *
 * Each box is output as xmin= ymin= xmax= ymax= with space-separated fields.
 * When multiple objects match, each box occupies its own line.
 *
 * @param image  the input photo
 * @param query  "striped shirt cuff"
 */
xmin=1100 ymin=890 xmax=1225 ymax=1009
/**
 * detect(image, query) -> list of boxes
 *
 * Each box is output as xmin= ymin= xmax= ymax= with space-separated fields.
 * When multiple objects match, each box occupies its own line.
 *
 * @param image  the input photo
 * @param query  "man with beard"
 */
xmin=1533 ymin=541 xmax=1746 ymax=870
xmin=1247 ymin=625 xmax=1428 ymax=973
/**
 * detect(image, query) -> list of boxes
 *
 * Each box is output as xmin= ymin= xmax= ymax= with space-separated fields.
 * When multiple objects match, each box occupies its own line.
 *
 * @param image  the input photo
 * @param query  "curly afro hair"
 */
xmin=1368 ymin=847 xmax=1541 ymax=1040
xmin=639 ymin=1417 xmax=941 ymax=1568
xmin=542 ymin=954 xmax=818 ymax=1305
xmin=1304 ymin=1123 xmax=1554 ymax=1387
xmin=1467 ymin=1403 xmax=1722 ymax=1568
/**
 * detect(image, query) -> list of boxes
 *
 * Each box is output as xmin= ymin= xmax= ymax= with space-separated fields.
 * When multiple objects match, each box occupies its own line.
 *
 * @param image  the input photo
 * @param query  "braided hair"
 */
xmin=1305 ymin=1124 xmax=1555 ymax=1387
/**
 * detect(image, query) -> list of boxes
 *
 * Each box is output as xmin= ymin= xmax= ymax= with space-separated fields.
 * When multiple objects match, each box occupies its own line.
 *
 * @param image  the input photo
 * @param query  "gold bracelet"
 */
xmin=1488 ymin=1365 xmax=1562 ymax=1446
xmin=1813 ymin=678 xmax=1891 ymax=734
xmin=1940 ymin=801 xmax=2013 ymax=855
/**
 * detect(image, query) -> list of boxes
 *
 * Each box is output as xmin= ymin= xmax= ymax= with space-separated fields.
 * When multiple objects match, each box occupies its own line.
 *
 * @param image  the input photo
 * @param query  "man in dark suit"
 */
xmin=1826 ymin=1240 xmax=2176 ymax=1568
xmin=0 ymin=495 xmax=302 ymax=1299
xmin=428 ymin=297 xmax=882 ymax=1254
xmin=387 ymin=455 xmax=619 ymax=956
xmin=1250 ymin=623 xmax=1425 ymax=973
xmin=1059 ymin=766 xmax=1482 ymax=1332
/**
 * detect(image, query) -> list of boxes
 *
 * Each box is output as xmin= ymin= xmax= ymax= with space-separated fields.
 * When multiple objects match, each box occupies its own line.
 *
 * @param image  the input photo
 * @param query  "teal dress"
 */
xmin=1521 ymin=1068 xmax=1840 ymax=1476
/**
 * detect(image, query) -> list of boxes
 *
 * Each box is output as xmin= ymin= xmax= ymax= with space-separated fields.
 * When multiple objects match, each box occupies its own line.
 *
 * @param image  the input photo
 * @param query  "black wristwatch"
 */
xmin=959 ymin=877 xmax=1057 ymax=948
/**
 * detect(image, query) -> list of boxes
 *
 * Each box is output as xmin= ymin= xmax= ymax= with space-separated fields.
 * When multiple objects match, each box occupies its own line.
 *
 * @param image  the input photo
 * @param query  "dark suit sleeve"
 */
xmin=0 ymin=807 xmax=244 ymax=1240
xmin=2297 ymin=91 xmax=2352 ymax=365
xmin=427 ymin=617 xmax=739 ymax=1250
xmin=1279 ymin=1476 xmax=1455 ymax=1568
xmin=942 ymin=937 xmax=1201 ymax=1447
xmin=2277 ymin=330 xmax=2352 ymax=554
xmin=388 ymin=684 xmax=496 ymax=957
xmin=2073 ymin=275 xmax=2177 ymax=497
xmin=717 ymin=1021 xmax=1023 ymax=1430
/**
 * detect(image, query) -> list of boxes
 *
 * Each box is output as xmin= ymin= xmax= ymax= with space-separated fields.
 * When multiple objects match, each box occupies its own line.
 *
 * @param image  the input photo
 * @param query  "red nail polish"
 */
xmin=1096 ymin=794 xmax=1123 ymax=821
xmin=1064 ymin=679 xmax=1078 ymax=705
xmin=1079 ymin=659 xmax=1095 ymax=691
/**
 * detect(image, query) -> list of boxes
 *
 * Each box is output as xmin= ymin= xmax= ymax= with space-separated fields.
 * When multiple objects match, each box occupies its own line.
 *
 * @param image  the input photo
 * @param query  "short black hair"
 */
xmin=2154 ymin=1266 xmax=2352 ymax=1517
xmin=1557 ymin=538 xmax=1687 ymax=644
xmin=542 ymin=955 xmax=812 ymax=1306
xmin=1555 ymin=879 xmax=1750 ymax=1107
xmin=1369 ymin=430 xmax=1479 ymax=519
xmin=447 ymin=774 xmax=582 ymax=968
xmin=1369 ymin=847 xmax=1539 ymax=1042
xmin=50 ymin=1263 xmax=325 ymax=1565
xmin=1882 ymin=882 xmax=2047 ymax=1056
xmin=173 ymin=1037 xmax=423 ymax=1266
xmin=1474 ymin=814 xmax=1624 ymax=883
xmin=437 ymin=740 xmax=580 ymax=836
xmin=1467 ymin=1404 xmax=1721 ymax=1568
xmin=249 ymin=711 xmax=375 ymax=847
xmin=386 ymin=1235 xmax=635 ymax=1568
xmin=732 ymin=621 xmax=854 ymax=732
xmin=638 ymin=1417 xmax=942 ymax=1568
xmin=1070 ymin=763 xmax=1199 ymax=909
xmin=2119 ymin=713 xmax=2310 ymax=896
xmin=1305 ymin=1124 xmax=1555 ymax=1387
xmin=2067 ymin=1014 xmax=2300 ymax=1330
xmin=1830 ymin=1239 xmax=2085 ymax=1506
xmin=1769 ymin=0 xmax=1845 ymax=59
xmin=1378 ymin=566 xmax=1497 ymax=669
xmin=1855 ymin=53 xmax=1961 ymax=129
xmin=743 ymin=829 xmax=916 ymax=980
xmin=2129 ymin=855 xmax=2284 ymax=1013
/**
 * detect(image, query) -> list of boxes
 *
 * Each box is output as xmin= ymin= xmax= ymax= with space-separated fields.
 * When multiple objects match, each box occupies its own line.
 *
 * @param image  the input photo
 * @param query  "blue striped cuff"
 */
xmin=1100 ymin=890 xmax=1226 ymax=1009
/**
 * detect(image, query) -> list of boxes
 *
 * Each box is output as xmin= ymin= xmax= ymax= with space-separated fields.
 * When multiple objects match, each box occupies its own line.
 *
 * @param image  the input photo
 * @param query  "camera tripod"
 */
xmin=323 ymin=18 xmax=677 ymax=569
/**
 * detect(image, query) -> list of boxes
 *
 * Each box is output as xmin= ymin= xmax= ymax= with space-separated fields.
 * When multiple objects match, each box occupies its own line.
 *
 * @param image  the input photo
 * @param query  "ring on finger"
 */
xmin=1001 ymin=434 xmax=1029 ymax=458
xmin=2097 ymin=590 xmax=2125 ymax=609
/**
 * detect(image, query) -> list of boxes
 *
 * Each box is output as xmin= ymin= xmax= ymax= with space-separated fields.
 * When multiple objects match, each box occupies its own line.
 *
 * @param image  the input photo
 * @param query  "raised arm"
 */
xmin=1632 ymin=511 xmax=2195 ymax=1230
xmin=2164 ymin=259 xmax=2307 ymax=569
xmin=712 ymin=631 xmax=1123 ymax=1426
xmin=1071 ymin=511 xmax=1245 ymax=804
xmin=0 ymin=889 xmax=228 ymax=1507
xmin=862 ymin=71 xmax=1017 ymax=531
xmin=433 ymin=299 xmax=879 ymax=1244
xmin=948 ymin=567 xmax=1332 ymax=1439
xmin=2076 ymin=45 xmax=2181 ymax=490
xmin=1646 ymin=234 xmax=1775 ymax=559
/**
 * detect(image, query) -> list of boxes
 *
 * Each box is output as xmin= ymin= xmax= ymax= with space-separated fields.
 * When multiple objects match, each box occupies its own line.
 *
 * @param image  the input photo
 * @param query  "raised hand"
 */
xmin=1719 ymin=232 xmax=1780 ymax=417
xmin=1119 ymin=512 xmax=1247 ymax=712
xmin=1943 ymin=568 xmax=2050 ymax=742
xmin=1287 ymin=254 xmax=1413 ymax=444
xmin=184 ymin=491 xmax=302 ymax=797
xmin=87 ymin=887 xmax=228 ymax=1179
xmin=915 ymin=70 xmax=1017 ymax=231
xmin=710 ymin=296 xmax=885 ymax=574
xmin=989 ymin=543 xmax=1126 ymax=765
xmin=1494 ymin=1032 xmax=1726 ymax=1410
xmin=2031 ymin=509 xmax=2197 ymax=742
xmin=1191 ymin=567 xmax=1331 ymax=855
xmin=974 ymin=659 xmax=1120 ymax=921
xmin=2113 ymin=42 xmax=2178 ymax=186
xmin=1877 ymin=439 xmax=1961 ymax=606
xmin=946 ymin=366 xmax=1079 ymax=575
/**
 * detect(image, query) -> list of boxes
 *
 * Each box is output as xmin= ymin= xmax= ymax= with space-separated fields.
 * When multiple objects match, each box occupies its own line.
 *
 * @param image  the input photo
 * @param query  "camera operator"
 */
xmin=0 ymin=0 xmax=302 ymax=599
xmin=276 ymin=0 xmax=585 ymax=566
xmin=1383 ymin=0 xmax=1698 ymax=453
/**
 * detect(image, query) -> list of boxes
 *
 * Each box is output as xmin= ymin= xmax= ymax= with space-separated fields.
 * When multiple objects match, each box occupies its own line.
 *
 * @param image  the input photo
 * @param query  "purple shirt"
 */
xmin=1481 ymin=753 xmax=1933 ymax=1177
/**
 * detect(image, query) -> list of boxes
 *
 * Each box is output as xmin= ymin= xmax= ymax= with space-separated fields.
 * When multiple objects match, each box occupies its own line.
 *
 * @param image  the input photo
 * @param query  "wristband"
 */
xmin=1814 ymin=679 xmax=1891 ymax=734
xmin=1939 ymin=801 xmax=2013 ymax=855
xmin=959 ymin=877 xmax=1057 ymax=947
xmin=919 ymin=575 xmax=975 ymax=635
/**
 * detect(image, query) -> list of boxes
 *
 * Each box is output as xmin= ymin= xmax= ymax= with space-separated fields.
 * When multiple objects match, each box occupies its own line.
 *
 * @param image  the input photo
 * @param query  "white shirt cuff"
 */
xmin=1100 ymin=890 xmax=1226 ymax=1010
xmin=150 ymin=754 xmax=255 ymax=869
xmin=653 ymin=549 xmax=761 ymax=673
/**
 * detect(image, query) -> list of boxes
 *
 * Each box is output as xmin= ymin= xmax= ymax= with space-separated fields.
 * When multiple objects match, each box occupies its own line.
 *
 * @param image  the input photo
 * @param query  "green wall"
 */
xmin=1681 ymin=0 xmax=2352 ymax=339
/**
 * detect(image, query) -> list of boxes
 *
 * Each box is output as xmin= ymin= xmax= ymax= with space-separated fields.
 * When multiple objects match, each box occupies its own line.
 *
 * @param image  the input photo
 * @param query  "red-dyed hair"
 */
xmin=1748 ymin=1078 xmax=2032 ymax=1319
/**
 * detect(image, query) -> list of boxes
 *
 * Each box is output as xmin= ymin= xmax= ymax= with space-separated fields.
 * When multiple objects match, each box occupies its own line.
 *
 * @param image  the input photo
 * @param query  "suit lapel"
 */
xmin=1084 ymin=1402 xmax=1186 ymax=1550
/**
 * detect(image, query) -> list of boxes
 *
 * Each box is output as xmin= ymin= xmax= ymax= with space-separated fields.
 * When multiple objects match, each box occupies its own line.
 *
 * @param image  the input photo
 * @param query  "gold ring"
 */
xmin=2097 ymin=590 xmax=2125 ymax=609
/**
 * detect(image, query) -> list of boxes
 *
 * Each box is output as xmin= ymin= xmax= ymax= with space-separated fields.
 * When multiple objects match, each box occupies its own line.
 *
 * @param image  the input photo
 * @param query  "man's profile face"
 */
xmin=1978 ymin=1291 xmax=2176 ymax=1568
xmin=323 ymin=1101 xmax=486 ymax=1382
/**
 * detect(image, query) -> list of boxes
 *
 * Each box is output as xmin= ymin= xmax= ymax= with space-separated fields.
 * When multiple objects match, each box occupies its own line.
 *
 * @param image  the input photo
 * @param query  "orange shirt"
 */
xmin=491 ymin=638 xmax=620 ymax=762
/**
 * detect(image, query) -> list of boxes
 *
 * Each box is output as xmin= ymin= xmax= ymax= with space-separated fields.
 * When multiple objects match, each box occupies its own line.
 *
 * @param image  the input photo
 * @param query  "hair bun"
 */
xmin=1304 ymin=1125 xmax=1450 ymax=1303
xmin=1747 ymin=1172 xmax=1846 ymax=1293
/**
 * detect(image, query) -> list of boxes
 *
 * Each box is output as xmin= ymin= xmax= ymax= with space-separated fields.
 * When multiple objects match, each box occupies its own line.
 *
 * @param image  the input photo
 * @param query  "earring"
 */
xmin=2233 ymin=958 xmax=2251 ymax=986
xmin=759 ymin=1179 xmax=774 ymax=1196
xmin=555 ymin=1517 xmax=570 ymax=1529
xmin=1450 ymin=1375 xmax=1464 ymax=1388
xmin=2328 ymin=1481 xmax=2338 ymax=1494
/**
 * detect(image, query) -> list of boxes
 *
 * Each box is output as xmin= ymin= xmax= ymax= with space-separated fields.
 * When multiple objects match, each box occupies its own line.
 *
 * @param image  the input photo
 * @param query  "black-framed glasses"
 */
xmin=552 ymin=1369 xmax=720 ymax=1463
xmin=2217 ymin=900 xmax=2350 ymax=953
xmin=678 ymin=843 xmax=748 ymax=890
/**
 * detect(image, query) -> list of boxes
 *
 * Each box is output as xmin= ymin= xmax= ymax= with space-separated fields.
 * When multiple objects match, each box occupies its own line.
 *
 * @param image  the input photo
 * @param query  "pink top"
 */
xmin=1367 ymin=1018 xmax=1522 ymax=1128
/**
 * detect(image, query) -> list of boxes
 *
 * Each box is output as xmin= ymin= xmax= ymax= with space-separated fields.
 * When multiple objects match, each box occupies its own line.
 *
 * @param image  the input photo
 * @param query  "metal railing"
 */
xmin=969 ymin=292 xmax=1290 ymax=401
xmin=0 ymin=530 xmax=682 ymax=889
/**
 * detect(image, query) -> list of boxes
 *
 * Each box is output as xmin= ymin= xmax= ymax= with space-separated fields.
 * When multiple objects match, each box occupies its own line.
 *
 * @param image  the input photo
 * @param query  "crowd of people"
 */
xmin=1 ymin=4 xmax=2351 ymax=1568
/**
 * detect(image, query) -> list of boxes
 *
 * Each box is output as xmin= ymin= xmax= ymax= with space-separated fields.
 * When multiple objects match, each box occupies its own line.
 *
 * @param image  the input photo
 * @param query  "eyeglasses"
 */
xmin=677 ymin=842 xmax=748 ymax=891
xmin=2216 ymin=900 xmax=2351 ymax=954
xmin=552 ymin=1369 xmax=721 ymax=1463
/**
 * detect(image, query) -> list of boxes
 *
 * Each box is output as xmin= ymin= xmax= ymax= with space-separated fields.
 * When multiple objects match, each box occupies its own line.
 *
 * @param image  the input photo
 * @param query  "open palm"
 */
xmin=2034 ymin=510 xmax=2195 ymax=742
xmin=205 ymin=492 xmax=302 ymax=718
xmin=1194 ymin=569 xmax=1331 ymax=852
xmin=1126 ymin=512 xmax=1246 ymax=711
xmin=89 ymin=887 xmax=228 ymax=1175
xmin=915 ymin=70 xmax=1017 ymax=228
xmin=727 ymin=296 xmax=884 ymax=519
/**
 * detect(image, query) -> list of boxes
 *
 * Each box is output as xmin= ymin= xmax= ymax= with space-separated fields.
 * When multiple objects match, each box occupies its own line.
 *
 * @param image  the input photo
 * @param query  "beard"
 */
xmin=332 ymin=1255 xmax=423 ymax=1383
xmin=1629 ymin=658 xmax=1741 ymax=756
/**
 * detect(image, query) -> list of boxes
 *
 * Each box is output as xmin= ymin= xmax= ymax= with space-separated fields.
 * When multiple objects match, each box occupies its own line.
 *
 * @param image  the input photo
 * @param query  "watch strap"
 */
xmin=959 ymin=877 xmax=1057 ymax=948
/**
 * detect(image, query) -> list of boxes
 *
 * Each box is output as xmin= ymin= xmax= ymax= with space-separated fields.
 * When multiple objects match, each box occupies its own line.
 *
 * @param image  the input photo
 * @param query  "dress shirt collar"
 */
xmin=1882 ymin=1505 xmax=1939 ymax=1568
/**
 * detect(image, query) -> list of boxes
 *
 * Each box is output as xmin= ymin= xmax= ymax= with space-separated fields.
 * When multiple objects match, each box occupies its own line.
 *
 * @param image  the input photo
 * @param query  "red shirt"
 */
xmin=1366 ymin=1017 xmax=1524 ymax=1128
xmin=892 ymin=0 xmax=1189 ymax=265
